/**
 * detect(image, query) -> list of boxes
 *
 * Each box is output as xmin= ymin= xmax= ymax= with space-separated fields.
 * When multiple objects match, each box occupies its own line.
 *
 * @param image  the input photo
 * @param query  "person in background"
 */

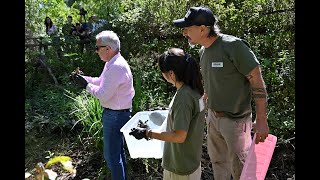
xmin=44 ymin=16 xmax=58 ymax=36
xmin=71 ymin=30 xmax=135 ymax=180
xmin=90 ymin=15 xmax=107 ymax=35
xmin=173 ymin=7 xmax=269 ymax=180
xmin=82 ymin=15 xmax=107 ymax=43
xmin=129 ymin=48 xmax=205 ymax=180
xmin=62 ymin=15 xmax=76 ymax=52
xmin=44 ymin=16 xmax=62 ymax=60
xmin=72 ymin=22 xmax=91 ymax=53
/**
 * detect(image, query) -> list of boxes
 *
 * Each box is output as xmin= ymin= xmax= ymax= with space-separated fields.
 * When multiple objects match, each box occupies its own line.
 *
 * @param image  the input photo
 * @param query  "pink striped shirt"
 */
xmin=82 ymin=53 xmax=135 ymax=110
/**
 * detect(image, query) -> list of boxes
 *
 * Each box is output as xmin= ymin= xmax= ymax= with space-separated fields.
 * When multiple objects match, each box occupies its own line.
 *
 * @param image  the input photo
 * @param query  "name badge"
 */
xmin=212 ymin=62 xmax=223 ymax=67
xmin=199 ymin=96 xmax=205 ymax=112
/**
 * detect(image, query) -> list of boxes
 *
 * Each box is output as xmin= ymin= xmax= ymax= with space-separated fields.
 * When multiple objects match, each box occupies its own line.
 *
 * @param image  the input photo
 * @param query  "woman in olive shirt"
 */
xmin=130 ymin=48 xmax=205 ymax=180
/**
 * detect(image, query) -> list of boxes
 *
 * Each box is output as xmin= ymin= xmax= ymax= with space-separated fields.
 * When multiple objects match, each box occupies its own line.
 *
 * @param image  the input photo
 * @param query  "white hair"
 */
xmin=96 ymin=30 xmax=120 ymax=52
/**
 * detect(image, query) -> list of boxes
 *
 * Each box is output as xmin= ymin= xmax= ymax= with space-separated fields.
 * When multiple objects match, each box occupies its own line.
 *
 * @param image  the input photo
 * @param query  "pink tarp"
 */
xmin=240 ymin=134 xmax=277 ymax=180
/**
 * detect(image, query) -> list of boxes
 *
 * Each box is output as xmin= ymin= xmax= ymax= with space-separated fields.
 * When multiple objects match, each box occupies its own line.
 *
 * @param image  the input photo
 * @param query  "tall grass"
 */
xmin=65 ymin=90 xmax=104 ymax=150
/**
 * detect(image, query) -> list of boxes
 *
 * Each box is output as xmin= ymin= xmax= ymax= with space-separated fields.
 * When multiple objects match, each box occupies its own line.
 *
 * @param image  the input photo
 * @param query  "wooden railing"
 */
xmin=25 ymin=36 xmax=59 ymax=86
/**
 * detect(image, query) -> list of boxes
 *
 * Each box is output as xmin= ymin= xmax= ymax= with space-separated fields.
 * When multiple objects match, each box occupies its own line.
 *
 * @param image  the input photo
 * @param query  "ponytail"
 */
xmin=184 ymin=55 xmax=204 ymax=96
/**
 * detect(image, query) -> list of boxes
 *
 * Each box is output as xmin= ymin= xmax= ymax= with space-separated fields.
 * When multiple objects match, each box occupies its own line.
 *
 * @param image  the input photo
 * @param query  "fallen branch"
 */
xmin=276 ymin=136 xmax=295 ymax=145
xmin=38 ymin=55 xmax=59 ymax=86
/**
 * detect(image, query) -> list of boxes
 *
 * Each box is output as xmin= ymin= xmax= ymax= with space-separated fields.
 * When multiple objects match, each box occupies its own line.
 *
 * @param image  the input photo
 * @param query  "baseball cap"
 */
xmin=173 ymin=7 xmax=215 ymax=28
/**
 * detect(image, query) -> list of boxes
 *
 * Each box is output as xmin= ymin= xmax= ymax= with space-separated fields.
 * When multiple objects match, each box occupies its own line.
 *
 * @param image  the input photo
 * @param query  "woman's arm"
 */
xmin=147 ymin=129 xmax=187 ymax=144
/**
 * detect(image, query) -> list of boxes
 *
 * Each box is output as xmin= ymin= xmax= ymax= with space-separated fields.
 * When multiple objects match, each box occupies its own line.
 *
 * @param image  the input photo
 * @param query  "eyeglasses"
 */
xmin=95 ymin=45 xmax=107 ymax=51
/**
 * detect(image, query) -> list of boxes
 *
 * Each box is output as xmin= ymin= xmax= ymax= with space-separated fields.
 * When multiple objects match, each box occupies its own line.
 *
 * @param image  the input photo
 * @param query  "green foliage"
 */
xmin=67 ymin=90 xmax=104 ymax=149
xmin=25 ymin=0 xmax=295 ymax=138
xmin=26 ymin=0 xmax=72 ymax=37
xmin=108 ymin=0 xmax=188 ymax=57
xmin=25 ymin=85 xmax=75 ymax=133
xmin=129 ymin=55 xmax=174 ymax=114
xmin=267 ymin=106 xmax=295 ymax=140
xmin=260 ymin=50 xmax=295 ymax=138
xmin=65 ymin=0 xmax=76 ymax=7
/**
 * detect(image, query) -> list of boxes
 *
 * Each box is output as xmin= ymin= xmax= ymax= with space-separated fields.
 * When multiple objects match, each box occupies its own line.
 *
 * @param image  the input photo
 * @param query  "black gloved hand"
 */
xmin=129 ymin=128 xmax=148 ymax=140
xmin=73 ymin=74 xmax=88 ymax=89
xmin=137 ymin=120 xmax=150 ymax=129
xmin=70 ymin=67 xmax=85 ymax=86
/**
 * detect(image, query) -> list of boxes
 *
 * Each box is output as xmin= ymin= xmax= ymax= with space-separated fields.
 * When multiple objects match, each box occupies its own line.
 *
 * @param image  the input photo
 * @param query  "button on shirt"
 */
xmin=82 ymin=53 xmax=135 ymax=110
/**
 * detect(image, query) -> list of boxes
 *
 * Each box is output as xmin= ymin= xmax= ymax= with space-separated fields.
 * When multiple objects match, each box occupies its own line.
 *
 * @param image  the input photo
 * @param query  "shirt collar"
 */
xmin=106 ymin=52 xmax=121 ymax=67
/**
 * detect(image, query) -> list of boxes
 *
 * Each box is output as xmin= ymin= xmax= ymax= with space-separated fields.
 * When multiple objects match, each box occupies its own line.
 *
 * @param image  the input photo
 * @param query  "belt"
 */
xmin=213 ymin=110 xmax=225 ymax=117
xmin=105 ymin=108 xmax=130 ymax=112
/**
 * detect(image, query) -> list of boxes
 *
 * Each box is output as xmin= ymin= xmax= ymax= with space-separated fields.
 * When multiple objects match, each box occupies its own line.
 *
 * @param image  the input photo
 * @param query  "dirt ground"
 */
xmin=25 ymin=130 xmax=295 ymax=180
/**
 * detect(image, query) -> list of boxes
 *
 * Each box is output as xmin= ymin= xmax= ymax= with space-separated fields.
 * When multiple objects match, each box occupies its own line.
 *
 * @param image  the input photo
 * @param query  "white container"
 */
xmin=120 ymin=110 xmax=169 ymax=159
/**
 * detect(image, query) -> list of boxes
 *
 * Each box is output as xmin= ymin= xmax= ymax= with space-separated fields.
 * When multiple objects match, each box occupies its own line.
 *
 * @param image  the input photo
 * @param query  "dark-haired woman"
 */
xmin=130 ymin=48 xmax=205 ymax=180
xmin=44 ymin=17 xmax=62 ymax=60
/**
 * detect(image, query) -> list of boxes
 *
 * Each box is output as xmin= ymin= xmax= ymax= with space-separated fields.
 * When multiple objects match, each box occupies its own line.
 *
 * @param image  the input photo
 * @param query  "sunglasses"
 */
xmin=95 ymin=45 xmax=107 ymax=51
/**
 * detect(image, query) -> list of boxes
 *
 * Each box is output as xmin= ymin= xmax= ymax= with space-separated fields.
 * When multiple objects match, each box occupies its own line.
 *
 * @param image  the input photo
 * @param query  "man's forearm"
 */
xmin=246 ymin=66 xmax=268 ymax=122
xmin=253 ymin=91 xmax=268 ymax=123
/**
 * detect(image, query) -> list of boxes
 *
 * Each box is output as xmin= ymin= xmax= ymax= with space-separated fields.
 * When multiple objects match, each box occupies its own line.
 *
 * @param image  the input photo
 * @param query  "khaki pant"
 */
xmin=163 ymin=163 xmax=201 ymax=180
xmin=206 ymin=109 xmax=252 ymax=180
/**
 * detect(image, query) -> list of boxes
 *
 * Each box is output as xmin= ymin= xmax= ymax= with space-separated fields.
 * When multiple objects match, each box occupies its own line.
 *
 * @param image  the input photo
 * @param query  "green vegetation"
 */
xmin=25 ymin=0 xmax=295 ymax=179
